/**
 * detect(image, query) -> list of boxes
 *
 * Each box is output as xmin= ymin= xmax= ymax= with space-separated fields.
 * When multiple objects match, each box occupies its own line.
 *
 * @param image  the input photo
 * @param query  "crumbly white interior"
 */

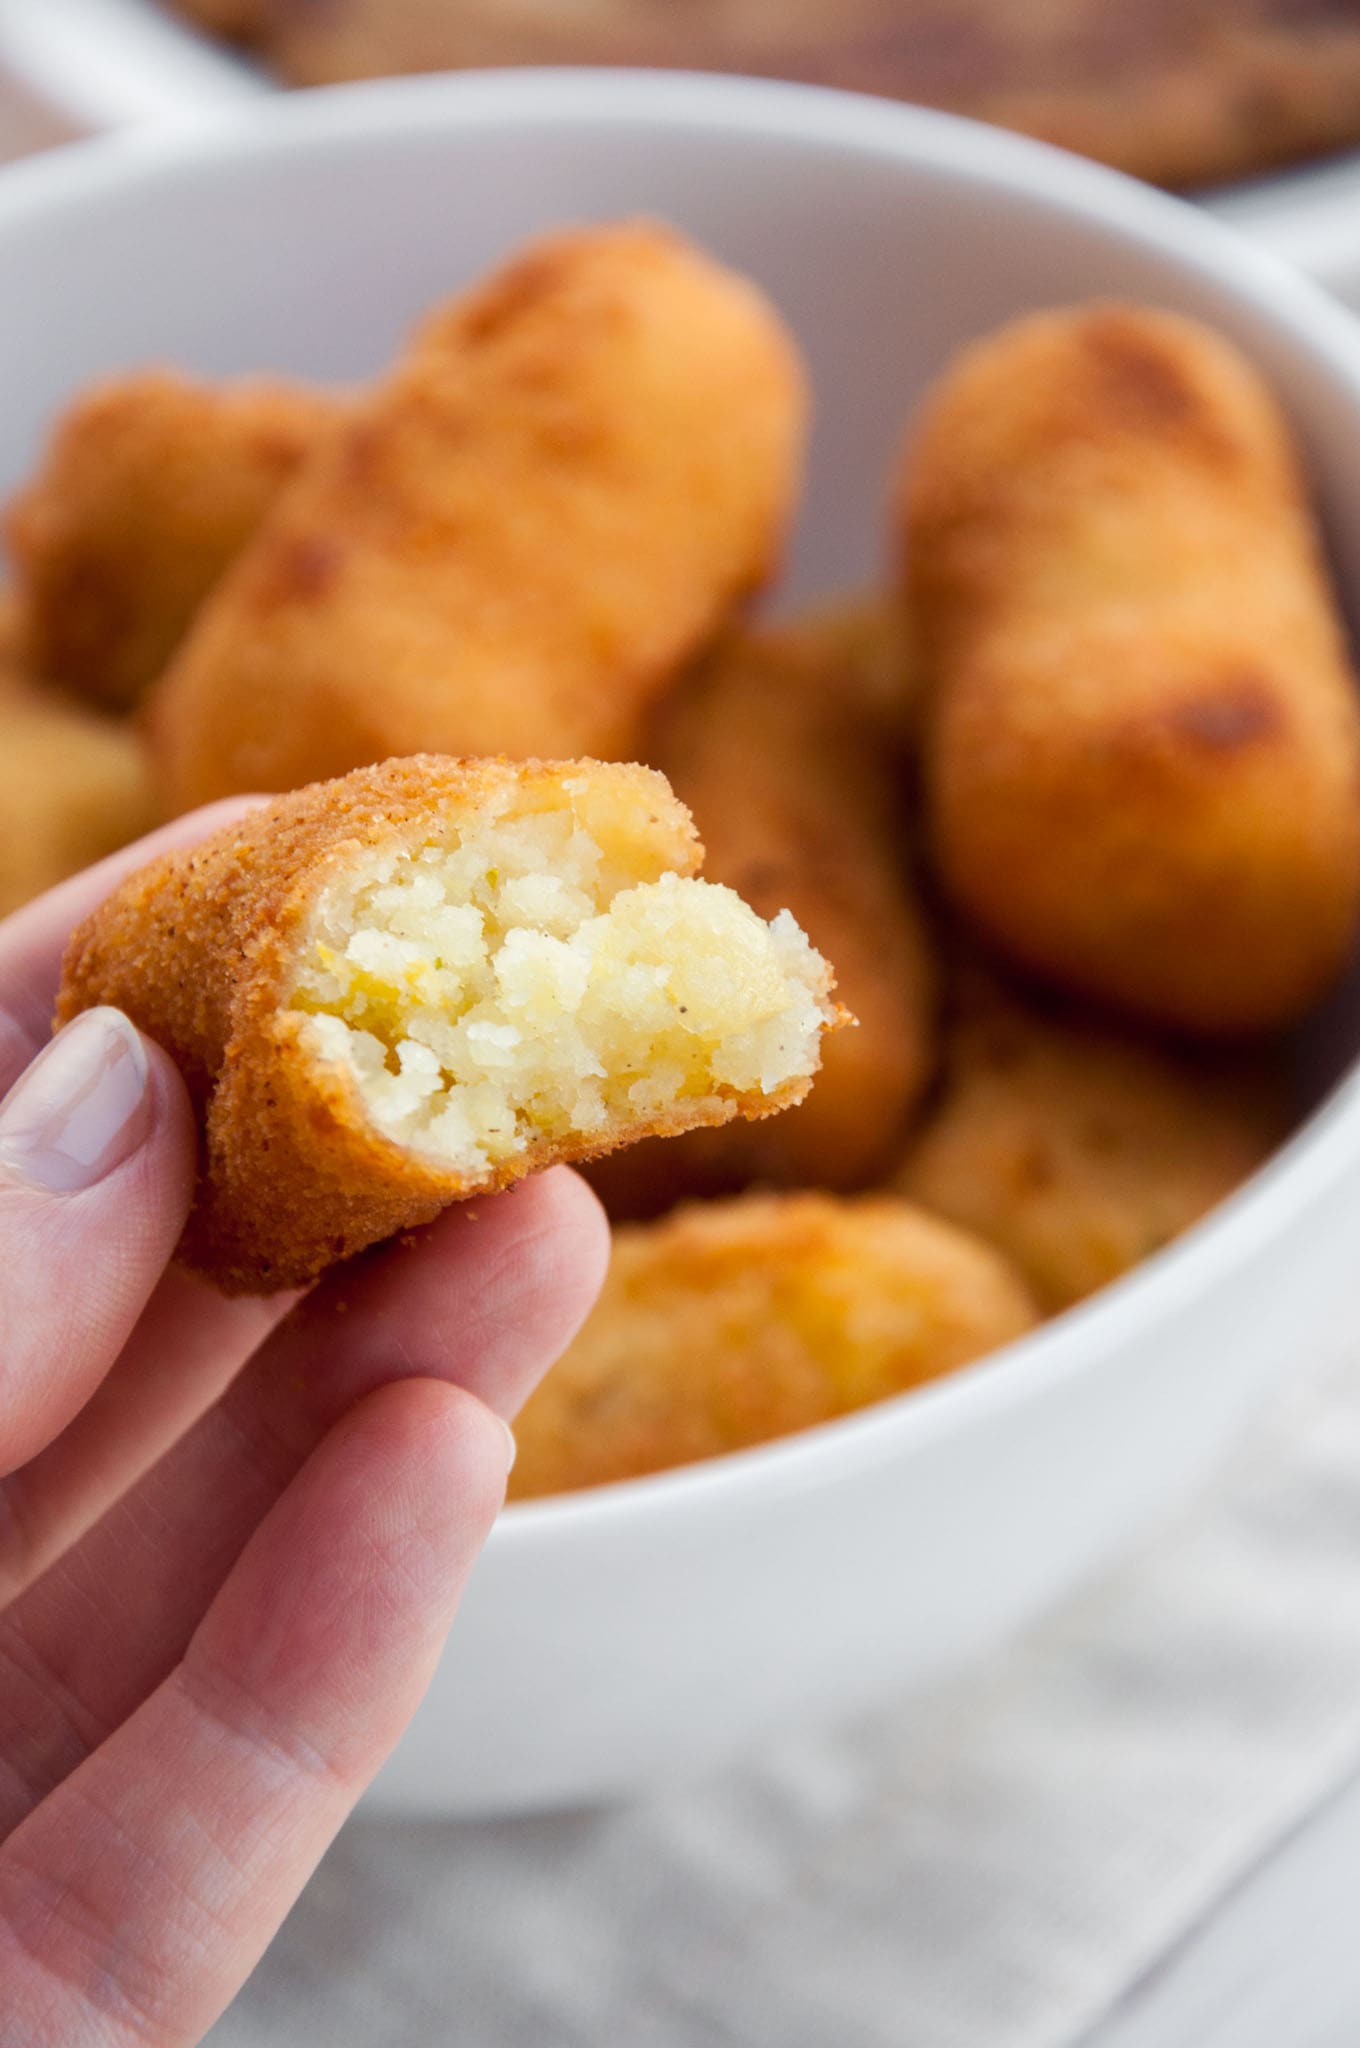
xmin=290 ymin=803 xmax=832 ymax=1177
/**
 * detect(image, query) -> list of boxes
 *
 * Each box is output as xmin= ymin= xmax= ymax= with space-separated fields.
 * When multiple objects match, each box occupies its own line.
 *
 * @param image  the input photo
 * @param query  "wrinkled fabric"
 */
xmin=215 ymin=1345 xmax=1360 ymax=2048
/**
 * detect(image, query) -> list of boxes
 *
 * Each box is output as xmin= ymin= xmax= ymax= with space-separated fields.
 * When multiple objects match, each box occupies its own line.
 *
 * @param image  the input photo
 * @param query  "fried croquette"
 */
xmin=587 ymin=607 xmax=933 ymax=1216
xmin=509 ymin=1192 xmax=1039 ymax=1497
xmin=0 ymin=686 xmax=158 ymax=919
xmin=5 ymin=371 xmax=345 ymax=712
xmin=764 ymin=592 xmax=918 ymax=731
xmin=895 ymin=966 xmax=1290 ymax=1311
xmin=150 ymin=222 xmax=808 ymax=811
xmin=903 ymin=302 xmax=1360 ymax=1035
xmin=170 ymin=0 xmax=264 ymax=32
xmin=0 ymin=588 xmax=25 ymax=686
xmin=57 ymin=755 xmax=841 ymax=1293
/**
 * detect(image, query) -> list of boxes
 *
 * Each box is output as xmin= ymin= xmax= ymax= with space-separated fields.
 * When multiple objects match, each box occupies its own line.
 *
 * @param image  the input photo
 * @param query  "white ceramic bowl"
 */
xmin=13 ymin=1 xmax=1360 ymax=307
xmin=5 ymin=71 xmax=1360 ymax=1817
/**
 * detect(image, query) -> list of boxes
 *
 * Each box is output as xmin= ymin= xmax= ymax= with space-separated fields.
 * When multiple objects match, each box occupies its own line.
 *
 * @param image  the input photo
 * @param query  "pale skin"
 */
xmin=0 ymin=805 xmax=610 ymax=2045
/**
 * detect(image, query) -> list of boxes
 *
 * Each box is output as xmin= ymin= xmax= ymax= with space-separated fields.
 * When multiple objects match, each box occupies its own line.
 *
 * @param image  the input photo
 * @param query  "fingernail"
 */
xmin=0 ymin=1008 xmax=151 ymax=1194
xmin=499 ymin=1418 xmax=518 ymax=1474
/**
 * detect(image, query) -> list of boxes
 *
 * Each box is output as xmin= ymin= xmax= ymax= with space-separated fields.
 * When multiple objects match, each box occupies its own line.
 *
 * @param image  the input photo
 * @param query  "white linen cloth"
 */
xmin=213 ymin=1340 xmax=1360 ymax=2047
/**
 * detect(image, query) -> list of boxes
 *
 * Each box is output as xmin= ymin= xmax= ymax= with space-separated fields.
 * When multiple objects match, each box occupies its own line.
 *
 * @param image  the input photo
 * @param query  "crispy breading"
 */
xmin=587 ymin=605 xmax=933 ymax=1215
xmin=895 ymin=962 xmax=1290 ymax=1311
xmin=509 ymin=1191 xmax=1039 ymax=1498
xmin=57 ymin=755 xmax=841 ymax=1294
xmin=170 ymin=0 xmax=263 ymax=32
xmin=768 ymin=592 xmax=918 ymax=731
xmin=5 ymin=372 xmax=344 ymax=712
xmin=150 ymin=222 xmax=807 ymax=810
xmin=0 ymin=588 xmax=25 ymax=686
xmin=0 ymin=660 xmax=159 ymax=918
xmin=902 ymin=302 xmax=1360 ymax=1034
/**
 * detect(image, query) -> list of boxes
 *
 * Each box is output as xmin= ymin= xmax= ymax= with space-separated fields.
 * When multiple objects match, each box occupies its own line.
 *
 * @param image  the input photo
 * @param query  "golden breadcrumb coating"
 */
xmin=773 ymin=592 xmax=918 ymax=731
xmin=587 ymin=605 xmax=933 ymax=1215
xmin=57 ymin=755 xmax=841 ymax=1293
xmin=895 ymin=963 xmax=1290 ymax=1311
xmin=0 ymin=669 xmax=159 ymax=919
xmin=5 ymin=371 xmax=344 ymax=711
xmin=903 ymin=302 xmax=1360 ymax=1034
xmin=170 ymin=0 xmax=263 ymax=32
xmin=510 ymin=1192 xmax=1039 ymax=1498
xmin=150 ymin=221 xmax=808 ymax=810
xmin=0 ymin=588 xmax=25 ymax=686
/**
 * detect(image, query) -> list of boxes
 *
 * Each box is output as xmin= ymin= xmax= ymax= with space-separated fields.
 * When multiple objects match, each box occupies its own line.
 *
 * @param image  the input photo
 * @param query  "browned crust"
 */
xmin=509 ymin=1190 xmax=1039 ymax=1497
xmin=894 ymin=957 xmax=1291 ymax=1312
xmin=169 ymin=0 xmax=266 ymax=35
xmin=902 ymin=302 xmax=1360 ymax=1036
xmin=0 ymin=587 xmax=26 ymax=687
xmin=148 ymin=221 xmax=807 ymax=811
xmin=0 ymin=684 xmax=159 ymax=919
xmin=5 ymin=372 xmax=344 ymax=712
xmin=56 ymin=753 xmax=835 ymax=1293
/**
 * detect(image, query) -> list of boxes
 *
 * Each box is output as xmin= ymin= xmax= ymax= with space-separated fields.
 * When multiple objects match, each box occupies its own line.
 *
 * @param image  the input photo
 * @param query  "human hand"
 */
xmin=0 ymin=806 xmax=610 ymax=2044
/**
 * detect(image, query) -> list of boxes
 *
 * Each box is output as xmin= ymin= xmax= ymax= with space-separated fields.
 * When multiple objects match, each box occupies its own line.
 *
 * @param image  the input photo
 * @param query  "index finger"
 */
xmin=0 ymin=798 xmax=264 ymax=1096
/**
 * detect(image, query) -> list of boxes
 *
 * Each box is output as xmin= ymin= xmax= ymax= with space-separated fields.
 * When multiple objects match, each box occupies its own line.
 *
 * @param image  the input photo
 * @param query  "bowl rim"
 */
xmin=5 ymin=65 xmax=1360 ymax=1540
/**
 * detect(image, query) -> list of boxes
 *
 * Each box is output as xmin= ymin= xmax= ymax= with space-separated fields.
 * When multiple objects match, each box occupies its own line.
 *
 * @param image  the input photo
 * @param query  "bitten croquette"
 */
xmin=57 ymin=756 xmax=842 ymax=1293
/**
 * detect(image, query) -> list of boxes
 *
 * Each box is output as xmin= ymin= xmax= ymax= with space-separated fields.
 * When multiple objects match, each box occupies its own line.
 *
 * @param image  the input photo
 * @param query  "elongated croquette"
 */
xmin=904 ymin=302 xmax=1360 ymax=1033
xmin=151 ymin=221 xmax=808 ymax=807
xmin=6 ymin=371 xmax=344 ymax=711
xmin=56 ymin=756 xmax=842 ymax=1293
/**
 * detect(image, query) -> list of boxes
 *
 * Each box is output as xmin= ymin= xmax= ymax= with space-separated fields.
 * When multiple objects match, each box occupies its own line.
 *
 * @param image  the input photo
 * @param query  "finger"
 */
xmin=0 ymin=1378 xmax=509 ymax=2048
xmin=0 ymin=1166 xmax=607 ymax=1831
xmin=0 ymin=1011 xmax=197 ymax=1474
xmin=0 ymin=1274 xmax=291 ymax=1607
xmin=0 ymin=797 xmax=263 ymax=1096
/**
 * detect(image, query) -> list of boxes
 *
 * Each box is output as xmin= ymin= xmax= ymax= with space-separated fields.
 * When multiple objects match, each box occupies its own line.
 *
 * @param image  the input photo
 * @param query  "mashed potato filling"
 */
xmin=289 ymin=802 xmax=833 ymax=1175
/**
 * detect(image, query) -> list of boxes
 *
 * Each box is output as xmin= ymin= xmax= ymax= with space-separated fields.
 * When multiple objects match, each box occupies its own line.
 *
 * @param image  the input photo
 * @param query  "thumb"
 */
xmin=0 ymin=1008 xmax=196 ymax=1473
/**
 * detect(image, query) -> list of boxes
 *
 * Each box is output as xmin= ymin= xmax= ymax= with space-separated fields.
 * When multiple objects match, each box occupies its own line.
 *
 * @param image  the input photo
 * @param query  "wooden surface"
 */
xmin=167 ymin=0 xmax=1360 ymax=190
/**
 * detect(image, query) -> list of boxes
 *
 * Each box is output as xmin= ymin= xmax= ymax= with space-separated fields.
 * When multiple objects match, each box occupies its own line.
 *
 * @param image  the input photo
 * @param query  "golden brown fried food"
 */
xmin=171 ymin=0 xmax=264 ymax=33
xmin=510 ymin=1191 xmax=1039 ymax=1498
xmin=0 ymin=685 xmax=158 ymax=920
xmin=58 ymin=755 xmax=841 ymax=1293
xmin=587 ymin=605 xmax=932 ymax=1216
xmin=150 ymin=222 xmax=807 ymax=811
xmin=0 ymin=588 xmax=25 ymax=686
xmin=895 ymin=965 xmax=1290 ymax=1312
xmin=5 ymin=371 xmax=344 ymax=712
xmin=768 ymin=591 xmax=918 ymax=731
xmin=903 ymin=302 xmax=1360 ymax=1035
